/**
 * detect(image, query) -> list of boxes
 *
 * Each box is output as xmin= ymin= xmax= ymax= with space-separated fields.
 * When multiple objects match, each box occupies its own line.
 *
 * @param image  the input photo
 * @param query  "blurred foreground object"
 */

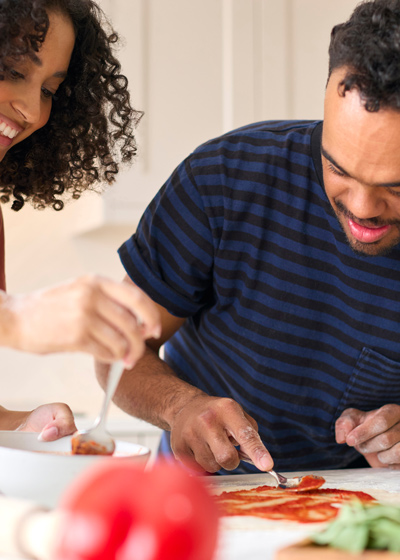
xmin=0 ymin=461 xmax=220 ymax=560
xmin=311 ymin=502 xmax=400 ymax=552
xmin=277 ymin=502 xmax=400 ymax=559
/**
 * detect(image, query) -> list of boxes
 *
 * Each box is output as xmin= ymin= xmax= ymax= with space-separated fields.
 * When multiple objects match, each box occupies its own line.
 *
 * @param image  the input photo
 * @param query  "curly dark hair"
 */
xmin=328 ymin=0 xmax=400 ymax=112
xmin=0 ymin=0 xmax=142 ymax=211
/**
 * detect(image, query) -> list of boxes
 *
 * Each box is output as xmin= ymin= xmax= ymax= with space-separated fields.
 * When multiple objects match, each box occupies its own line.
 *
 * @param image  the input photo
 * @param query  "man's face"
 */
xmin=322 ymin=67 xmax=400 ymax=257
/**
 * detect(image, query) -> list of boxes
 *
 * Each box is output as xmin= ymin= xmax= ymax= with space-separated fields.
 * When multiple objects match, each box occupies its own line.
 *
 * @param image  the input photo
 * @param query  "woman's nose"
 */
xmin=11 ymin=89 xmax=41 ymax=124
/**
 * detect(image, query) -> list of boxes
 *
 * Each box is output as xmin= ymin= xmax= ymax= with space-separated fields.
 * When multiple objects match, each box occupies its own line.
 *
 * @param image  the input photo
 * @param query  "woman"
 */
xmin=0 ymin=0 xmax=160 ymax=439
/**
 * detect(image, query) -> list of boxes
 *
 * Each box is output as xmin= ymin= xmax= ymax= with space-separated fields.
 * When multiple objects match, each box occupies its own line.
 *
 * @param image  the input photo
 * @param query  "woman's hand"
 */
xmin=16 ymin=402 xmax=77 ymax=441
xmin=1 ymin=275 xmax=161 ymax=367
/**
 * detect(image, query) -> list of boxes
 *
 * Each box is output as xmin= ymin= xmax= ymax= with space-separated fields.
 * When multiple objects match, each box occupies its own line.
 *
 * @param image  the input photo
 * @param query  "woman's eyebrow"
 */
xmin=31 ymin=56 xmax=68 ymax=79
xmin=52 ymin=71 xmax=68 ymax=79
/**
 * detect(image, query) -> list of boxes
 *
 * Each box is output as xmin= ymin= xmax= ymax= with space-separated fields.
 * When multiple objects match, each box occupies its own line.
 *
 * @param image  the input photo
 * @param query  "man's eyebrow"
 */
xmin=321 ymin=144 xmax=400 ymax=188
xmin=320 ymin=145 xmax=350 ymax=176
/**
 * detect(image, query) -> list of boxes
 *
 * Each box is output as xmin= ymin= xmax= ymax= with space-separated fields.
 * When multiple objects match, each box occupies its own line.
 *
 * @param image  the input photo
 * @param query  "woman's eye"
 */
xmin=41 ymin=87 xmax=55 ymax=99
xmin=9 ymin=69 xmax=25 ymax=80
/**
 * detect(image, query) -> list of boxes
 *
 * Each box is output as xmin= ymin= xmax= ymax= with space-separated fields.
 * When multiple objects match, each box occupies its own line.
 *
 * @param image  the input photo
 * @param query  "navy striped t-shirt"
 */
xmin=119 ymin=120 xmax=400 ymax=473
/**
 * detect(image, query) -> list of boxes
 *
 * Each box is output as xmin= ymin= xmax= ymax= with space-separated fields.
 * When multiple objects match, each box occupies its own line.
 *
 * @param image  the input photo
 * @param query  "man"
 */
xmin=97 ymin=0 xmax=400 ymax=474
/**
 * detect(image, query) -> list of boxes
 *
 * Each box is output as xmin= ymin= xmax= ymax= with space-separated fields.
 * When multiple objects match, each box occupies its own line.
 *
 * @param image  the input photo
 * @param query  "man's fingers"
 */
xmin=231 ymin=425 xmax=273 ymax=471
xmin=345 ymin=405 xmax=400 ymax=447
xmin=377 ymin=442 xmax=400 ymax=465
xmin=335 ymin=408 xmax=366 ymax=444
xmin=172 ymin=437 xmax=220 ymax=474
xmin=194 ymin=440 xmax=236 ymax=473
xmin=355 ymin=424 xmax=400 ymax=455
xmin=207 ymin=434 xmax=242 ymax=471
xmin=171 ymin=396 xmax=273 ymax=474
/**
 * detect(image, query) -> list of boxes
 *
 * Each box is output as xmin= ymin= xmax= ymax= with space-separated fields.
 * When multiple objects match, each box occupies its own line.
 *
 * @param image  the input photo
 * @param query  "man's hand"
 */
xmin=170 ymin=395 xmax=273 ymax=473
xmin=3 ymin=275 xmax=160 ymax=367
xmin=17 ymin=402 xmax=77 ymax=441
xmin=335 ymin=405 xmax=400 ymax=468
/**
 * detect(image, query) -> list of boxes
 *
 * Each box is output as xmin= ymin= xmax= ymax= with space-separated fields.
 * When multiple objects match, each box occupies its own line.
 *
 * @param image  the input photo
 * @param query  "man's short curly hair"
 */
xmin=0 ymin=0 xmax=142 ymax=211
xmin=329 ymin=0 xmax=400 ymax=112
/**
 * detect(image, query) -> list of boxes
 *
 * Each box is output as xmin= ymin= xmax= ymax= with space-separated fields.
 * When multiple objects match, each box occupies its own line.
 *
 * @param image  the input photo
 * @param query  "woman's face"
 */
xmin=0 ymin=11 xmax=75 ymax=162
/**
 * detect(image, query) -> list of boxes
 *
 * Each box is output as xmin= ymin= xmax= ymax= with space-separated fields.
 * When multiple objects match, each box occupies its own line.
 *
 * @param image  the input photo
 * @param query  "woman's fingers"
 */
xmin=6 ymin=275 xmax=160 ymax=363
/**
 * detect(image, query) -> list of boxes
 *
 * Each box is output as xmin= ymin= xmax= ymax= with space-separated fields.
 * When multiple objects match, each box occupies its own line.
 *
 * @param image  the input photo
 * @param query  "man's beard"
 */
xmin=334 ymin=200 xmax=400 ymax=257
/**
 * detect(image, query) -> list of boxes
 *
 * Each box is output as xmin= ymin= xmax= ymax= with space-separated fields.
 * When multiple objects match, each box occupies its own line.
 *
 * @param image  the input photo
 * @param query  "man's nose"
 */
xmin=347 ymin=183 xmax=386 ymax=220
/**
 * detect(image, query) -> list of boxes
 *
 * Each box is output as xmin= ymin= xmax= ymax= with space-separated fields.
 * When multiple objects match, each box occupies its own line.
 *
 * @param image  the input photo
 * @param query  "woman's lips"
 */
xmin=0 ymin=112 xmax=23 ymax=148
xmin=348 ymin=218 xmax=391 ymax=243
xmin=0 ymin=134 xmax=13 ymax=147
xmin=0 ymin=112 xmax=23 ymax=132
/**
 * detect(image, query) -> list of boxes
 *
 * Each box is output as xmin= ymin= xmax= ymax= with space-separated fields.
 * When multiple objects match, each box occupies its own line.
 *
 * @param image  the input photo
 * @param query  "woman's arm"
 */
xmin=0 ymin=276 xmax=161 ymax=366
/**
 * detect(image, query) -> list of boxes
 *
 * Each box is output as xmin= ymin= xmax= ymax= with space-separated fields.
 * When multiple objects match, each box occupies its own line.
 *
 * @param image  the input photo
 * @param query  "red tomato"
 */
xmin=55 ymin=460 xmax=220 ymax=560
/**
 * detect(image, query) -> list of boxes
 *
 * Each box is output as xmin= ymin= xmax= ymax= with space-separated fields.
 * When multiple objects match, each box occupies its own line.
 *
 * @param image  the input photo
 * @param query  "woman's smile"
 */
xmin=0 ymin=112 xmax=23 ymax=146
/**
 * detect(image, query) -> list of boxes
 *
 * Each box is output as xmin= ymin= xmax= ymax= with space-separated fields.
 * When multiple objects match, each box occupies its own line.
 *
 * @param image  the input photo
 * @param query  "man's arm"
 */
xmin=96 ymin=276 xmax=273 ymax=474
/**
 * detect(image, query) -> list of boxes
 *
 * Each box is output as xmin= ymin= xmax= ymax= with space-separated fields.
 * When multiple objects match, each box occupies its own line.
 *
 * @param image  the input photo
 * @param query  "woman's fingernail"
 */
xmin=38 ymin=426 xmax=58 ymax=441
xmin=123 ymin=360 xmax=135 ymax=369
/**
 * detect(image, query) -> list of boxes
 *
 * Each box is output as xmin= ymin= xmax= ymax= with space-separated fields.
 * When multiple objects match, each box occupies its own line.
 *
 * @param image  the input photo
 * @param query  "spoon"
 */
xmin=71 ymin=361 xmax=125 ymax=455
xmin=238 ymin=450 xmax=325 ymax=491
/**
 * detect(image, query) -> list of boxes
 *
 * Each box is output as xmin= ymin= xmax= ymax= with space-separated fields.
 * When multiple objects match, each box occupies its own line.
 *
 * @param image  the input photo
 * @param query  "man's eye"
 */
xmin=386 ymin=186 xmax=400 ymax=197
xmin=327 ymin=162 xmax=345 ymax=177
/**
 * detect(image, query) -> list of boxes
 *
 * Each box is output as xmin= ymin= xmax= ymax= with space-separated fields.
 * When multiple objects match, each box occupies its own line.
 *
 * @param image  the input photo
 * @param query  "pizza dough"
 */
xmin=215 ymin=484 xmax=375 ymax=523
xmin=207 ymin=470 xmax=400 ymax=532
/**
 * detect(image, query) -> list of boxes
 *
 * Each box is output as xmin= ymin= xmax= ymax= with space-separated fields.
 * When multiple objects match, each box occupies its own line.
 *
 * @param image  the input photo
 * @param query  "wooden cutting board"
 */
xmin=276 ymin=539 xmax=400 ymax=560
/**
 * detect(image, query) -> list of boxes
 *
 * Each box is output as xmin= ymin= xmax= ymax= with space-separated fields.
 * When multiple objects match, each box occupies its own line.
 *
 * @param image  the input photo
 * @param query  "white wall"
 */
xmin=0 ymin=0 xmax=360 ymax=424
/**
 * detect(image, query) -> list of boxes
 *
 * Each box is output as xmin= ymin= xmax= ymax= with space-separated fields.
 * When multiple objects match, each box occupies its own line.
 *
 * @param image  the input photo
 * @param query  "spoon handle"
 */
xmin=96 ymin=361 xmax=125 ymax=428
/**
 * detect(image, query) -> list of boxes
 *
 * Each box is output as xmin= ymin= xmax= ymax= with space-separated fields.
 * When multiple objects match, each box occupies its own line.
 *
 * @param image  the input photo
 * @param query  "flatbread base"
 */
xmin=211 ymin=484 xmax=400 ymax=531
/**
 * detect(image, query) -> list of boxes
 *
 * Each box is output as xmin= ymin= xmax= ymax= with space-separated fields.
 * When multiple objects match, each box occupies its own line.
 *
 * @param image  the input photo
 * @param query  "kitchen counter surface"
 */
xmin=208 ymin=468 xmax=400 ymax=560
xmin=1 ymin=467 xmax=399 ymax=560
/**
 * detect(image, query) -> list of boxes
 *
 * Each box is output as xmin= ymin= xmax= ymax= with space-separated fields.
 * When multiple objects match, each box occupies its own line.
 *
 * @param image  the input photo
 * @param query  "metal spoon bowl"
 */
xmin=71 ymin=362 xmax=125 ymax=455
xmin=238 ymin=451 xmax=325 ymax=491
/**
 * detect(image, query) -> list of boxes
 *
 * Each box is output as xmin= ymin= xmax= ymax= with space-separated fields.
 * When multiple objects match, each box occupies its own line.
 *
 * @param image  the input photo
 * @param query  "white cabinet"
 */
xmin=98 ymin=0 xmax=360 ymax=226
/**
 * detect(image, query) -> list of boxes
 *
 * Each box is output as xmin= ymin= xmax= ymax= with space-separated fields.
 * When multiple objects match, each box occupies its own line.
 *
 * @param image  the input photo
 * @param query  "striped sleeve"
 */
xmin=119 ymin=157 xmax=215 ymax=317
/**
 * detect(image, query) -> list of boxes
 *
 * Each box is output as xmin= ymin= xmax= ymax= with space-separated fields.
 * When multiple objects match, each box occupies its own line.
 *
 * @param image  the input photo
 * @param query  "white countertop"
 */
xmin=209 ymin=468 xmax=400 ymax=560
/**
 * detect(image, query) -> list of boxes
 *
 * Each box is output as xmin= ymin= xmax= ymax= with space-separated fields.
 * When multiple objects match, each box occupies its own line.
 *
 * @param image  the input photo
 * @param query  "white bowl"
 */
xmin=0 ymin=431 xmax=150 ymax=508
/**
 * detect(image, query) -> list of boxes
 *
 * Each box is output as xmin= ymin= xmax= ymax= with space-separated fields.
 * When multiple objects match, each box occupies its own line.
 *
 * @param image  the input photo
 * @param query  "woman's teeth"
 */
xmin=0 ymin=122 xmax=19 ymax=139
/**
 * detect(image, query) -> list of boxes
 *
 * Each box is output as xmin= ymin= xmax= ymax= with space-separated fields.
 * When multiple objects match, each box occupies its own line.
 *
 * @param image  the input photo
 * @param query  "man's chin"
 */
xmin=335 ymin=212 xmax=400 ymax=257
xmin=347 ymin=236 xmax=399 ymax=258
